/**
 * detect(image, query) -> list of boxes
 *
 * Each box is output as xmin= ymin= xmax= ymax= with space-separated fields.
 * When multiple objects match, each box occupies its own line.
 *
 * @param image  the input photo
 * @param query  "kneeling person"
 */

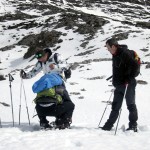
xmin=34 ymin=86 xmax=75 ymax=129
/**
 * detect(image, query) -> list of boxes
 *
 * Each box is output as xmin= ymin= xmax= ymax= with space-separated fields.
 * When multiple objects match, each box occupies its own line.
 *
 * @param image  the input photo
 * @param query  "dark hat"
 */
xmin=35 ymin=50 xmax=46 ymax=59
xmin=44 ymin=48 xmax=52 ymax=56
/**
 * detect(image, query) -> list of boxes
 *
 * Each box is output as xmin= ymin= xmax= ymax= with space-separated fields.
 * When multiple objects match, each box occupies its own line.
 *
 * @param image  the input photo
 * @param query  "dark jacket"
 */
xmin=112 ymin=45 xmax=138 ymax=87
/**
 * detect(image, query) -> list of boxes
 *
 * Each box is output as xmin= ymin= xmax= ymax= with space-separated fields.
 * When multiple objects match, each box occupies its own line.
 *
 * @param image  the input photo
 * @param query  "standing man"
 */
xmin=20 ymin=48 xmax=75 ymax=129
xmin=101 ymin=38 xmax=139 ymax=132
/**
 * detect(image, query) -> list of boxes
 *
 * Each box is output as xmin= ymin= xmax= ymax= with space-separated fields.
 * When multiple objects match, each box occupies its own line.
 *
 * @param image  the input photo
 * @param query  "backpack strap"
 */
xmin=38 ymin=61 xmax=42 ymax=67
xmin=53 ymin=53 xmax=60 ymax=69
xmin=53 ymin=53 xmax=59 ymax=64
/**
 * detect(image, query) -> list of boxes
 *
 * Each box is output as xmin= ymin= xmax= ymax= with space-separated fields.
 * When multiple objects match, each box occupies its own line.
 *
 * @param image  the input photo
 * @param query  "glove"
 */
xmin=64 ymin=67 xmax=71 ymax=79
xmin=20 ymin=69 xmax=27 ymax=79
xmin=124 ymin=76 xmax=131 ymax=86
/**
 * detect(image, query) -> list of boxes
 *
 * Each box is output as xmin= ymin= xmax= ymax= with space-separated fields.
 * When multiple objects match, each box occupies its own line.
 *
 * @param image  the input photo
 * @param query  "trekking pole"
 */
xmin=32 ymin=107 xmax=37 ymax=118
xmin=19 ymin=78 xmax=23 ymax=125
xmin=0 ymin=102 xmax=10 ymax=107
xmin=114 ymin=84 xmax=128 ymax=135
xmin=98 ymin=89 xmax=114 ymax=128
xmin=8 ymin=74 xmax=15 ymax=127
xmin=0 ymin=119 xmax=1 ymax=128
xmin=22 ymin=79 xmax=30 ymax=125
xmin=106 ymin=75 xmax=113 ymax=81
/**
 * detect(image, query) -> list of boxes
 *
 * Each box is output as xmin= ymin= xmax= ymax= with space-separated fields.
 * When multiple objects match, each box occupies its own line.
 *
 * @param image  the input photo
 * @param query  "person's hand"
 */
xmin=20 ymin=69 xmax=27 ymax=79
xmin=124 ymin=81 xmax=129 ymax=86
xmin=49 ymin=64 xmax=55 ymax=70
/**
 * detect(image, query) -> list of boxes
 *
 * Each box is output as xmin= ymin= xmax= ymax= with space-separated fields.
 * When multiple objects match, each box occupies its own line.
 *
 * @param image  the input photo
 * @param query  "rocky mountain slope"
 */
xmin=0 ymin=0 xmax=150 ymax=79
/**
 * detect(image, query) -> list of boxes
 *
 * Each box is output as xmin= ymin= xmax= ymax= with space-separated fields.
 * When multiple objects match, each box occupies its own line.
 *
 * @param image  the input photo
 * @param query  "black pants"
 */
xmin=105 ymin=80 xmax=138 ymax=128
xmin=36 ymin=84 xmax=75 ymax=124
xmin=36 ymin=101 xmax=75 ymax=123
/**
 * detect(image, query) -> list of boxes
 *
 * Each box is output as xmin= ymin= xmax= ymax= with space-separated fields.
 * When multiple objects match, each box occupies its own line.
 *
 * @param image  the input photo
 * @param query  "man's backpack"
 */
xmin=129 ymin=50 xmax=141 ymax=77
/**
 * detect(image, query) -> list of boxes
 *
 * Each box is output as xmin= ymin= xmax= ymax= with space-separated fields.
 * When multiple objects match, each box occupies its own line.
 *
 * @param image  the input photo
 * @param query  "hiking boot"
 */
xmin=126 ymin=126 xmax=138 ymax=132
xmin=55 ymin=118 xmax=72 ymax=129
xmin=57 ymin=122 xmax=71 ymax=130
xmin=100 ymin=126 xmax=112 ymax=131
xmin=40 ymin=118 xmax=52 ymax=129
xmin=127 ymin=123 xmax=138 ymax=132
xmin=63 ymin=121 xmax=71 ymax=129
xmin=55 ymin=118 xmax=64 ymax=129
xmin=40 ymin=122 xmax=53 ymax=129
xmin=63 ymin=118 xmax=72 ymax=129
xmin=100 ymin=122 xmax=113 ymax=131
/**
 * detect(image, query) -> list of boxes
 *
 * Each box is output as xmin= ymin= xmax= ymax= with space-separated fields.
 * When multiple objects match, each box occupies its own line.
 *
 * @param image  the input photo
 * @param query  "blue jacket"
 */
xmin=32 ymin=73 xmax=63 ymax=93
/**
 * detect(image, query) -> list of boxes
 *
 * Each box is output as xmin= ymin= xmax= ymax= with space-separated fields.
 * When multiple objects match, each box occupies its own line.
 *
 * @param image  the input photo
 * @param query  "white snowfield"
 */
xmin=0 ymin=0 xmax=150 ymax=150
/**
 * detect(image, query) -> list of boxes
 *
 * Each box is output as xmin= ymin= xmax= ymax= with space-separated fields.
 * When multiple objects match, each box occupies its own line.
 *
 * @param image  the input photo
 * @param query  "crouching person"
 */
xmin=32 ymin=73 xmax=75 ymax=129
xmin=34 ymin=86 xmax=75 ymax=130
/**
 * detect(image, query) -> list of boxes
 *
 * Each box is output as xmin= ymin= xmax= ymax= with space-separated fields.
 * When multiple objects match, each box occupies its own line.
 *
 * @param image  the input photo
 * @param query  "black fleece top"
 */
xmin=112 ymin=45 xmax=138 ymax=87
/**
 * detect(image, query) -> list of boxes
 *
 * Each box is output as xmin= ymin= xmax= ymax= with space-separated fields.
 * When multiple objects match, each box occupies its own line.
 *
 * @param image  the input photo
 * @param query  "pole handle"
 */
xmin=106 ymin=75 xmax=112 ymax=81
xmin=8 ymin=74 xmax=14 ymax=82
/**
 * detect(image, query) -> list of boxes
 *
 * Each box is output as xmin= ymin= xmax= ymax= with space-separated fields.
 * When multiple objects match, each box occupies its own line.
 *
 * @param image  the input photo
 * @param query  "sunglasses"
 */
xmin=35 ymin=53 xmax=43 ymax=59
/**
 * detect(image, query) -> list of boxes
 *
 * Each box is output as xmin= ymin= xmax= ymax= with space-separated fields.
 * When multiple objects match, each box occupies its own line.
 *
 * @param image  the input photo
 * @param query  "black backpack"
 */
xmin=129 ymin=50 xmax=141 ymax=77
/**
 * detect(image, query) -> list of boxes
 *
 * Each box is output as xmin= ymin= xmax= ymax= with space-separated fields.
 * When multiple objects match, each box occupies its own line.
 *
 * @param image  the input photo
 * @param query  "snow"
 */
xmin=0 ymin=1 xmax=150 ymax=150
xmin=0 ymin=0 xmax=16 ymax=15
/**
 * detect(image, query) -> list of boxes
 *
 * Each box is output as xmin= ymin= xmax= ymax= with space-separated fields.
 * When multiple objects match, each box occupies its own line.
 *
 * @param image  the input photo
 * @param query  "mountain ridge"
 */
xmin=0 ymin=0 xmax=150 ymax=76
